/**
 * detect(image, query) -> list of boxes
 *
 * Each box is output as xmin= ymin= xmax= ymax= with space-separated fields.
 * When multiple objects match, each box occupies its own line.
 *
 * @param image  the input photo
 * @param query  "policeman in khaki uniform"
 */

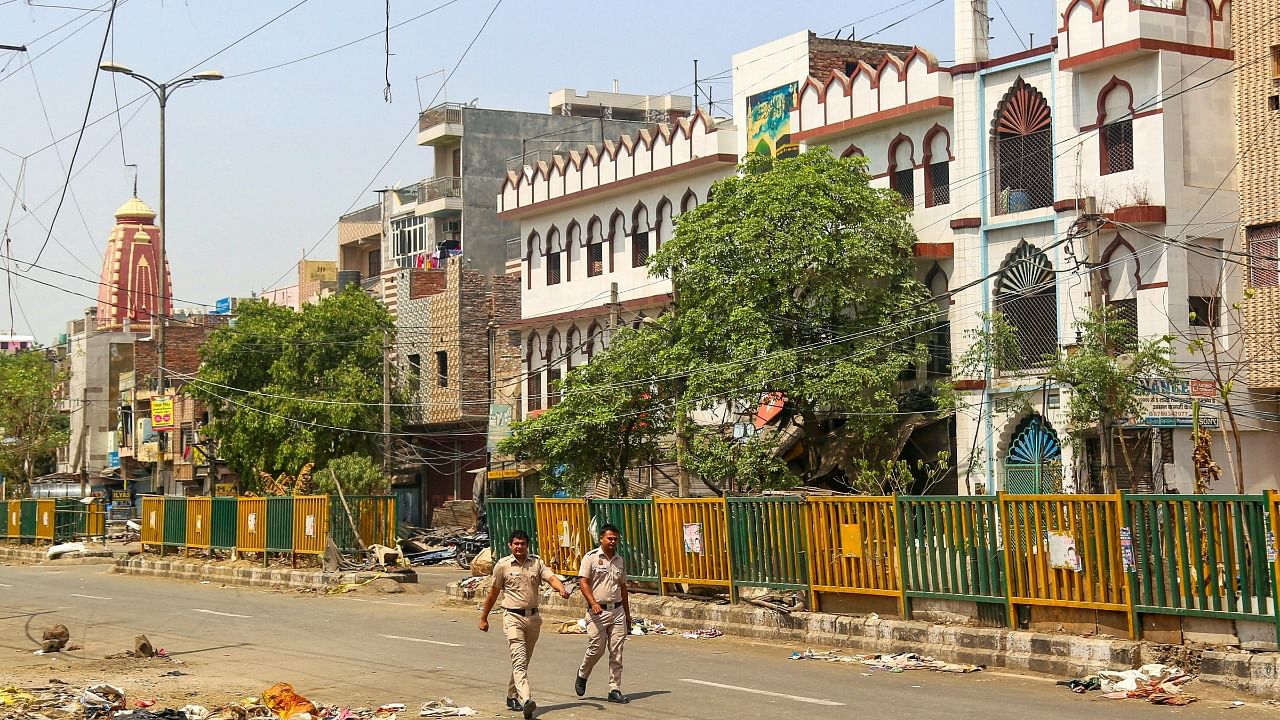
xmin=574 ymin=523 xmax=631 ymax=704
xmin=479 ymin=529 xmax=570 ymax=719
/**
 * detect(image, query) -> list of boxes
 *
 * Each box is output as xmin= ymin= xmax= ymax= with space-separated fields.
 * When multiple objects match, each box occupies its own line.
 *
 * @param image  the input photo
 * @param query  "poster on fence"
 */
xmin=305 ymin=514 xmax=316 ymax=538
xmin=1268 ymin=531 xmax=1277 ymax=564
xmin=1047 ymin=532 xmax=1082 ymax=572
xmin=839 ymin=523 xmax=863 ymax=558
xmin=683 ymin=523 xmax=704 ymax=554
xmin=247 ymin=512 xmax=258 ymax=535
xmin=1119 ymin=527 xmax=1135 ymax=572
xmin=559 ymin=520 xmax=573 ymax=549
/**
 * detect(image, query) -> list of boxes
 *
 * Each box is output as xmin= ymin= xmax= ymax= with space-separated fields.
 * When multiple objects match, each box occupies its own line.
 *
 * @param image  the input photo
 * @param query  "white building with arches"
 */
xmin=497 ymin=111 xmax=737 ymax=420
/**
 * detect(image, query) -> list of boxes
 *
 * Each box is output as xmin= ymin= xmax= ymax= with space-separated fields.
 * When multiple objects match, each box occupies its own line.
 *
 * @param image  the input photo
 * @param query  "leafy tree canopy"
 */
xmin=187 ymin=289 xmax=398 ymax=488
xmin=0 ymin=351 xmax=67 ymax=497
xmin=317 ymin=453 xmax=388 ymax=496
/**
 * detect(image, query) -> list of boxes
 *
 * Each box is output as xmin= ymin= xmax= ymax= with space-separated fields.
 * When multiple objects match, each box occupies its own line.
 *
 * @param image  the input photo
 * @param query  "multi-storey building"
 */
xmin=762 ymin=2 xmax=1273 ymax=493
xmin=1238 ymin=3 xmax=1280 ymax=389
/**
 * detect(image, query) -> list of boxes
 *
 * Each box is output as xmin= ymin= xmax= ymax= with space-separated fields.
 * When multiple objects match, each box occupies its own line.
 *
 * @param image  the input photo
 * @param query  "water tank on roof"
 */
xmin=337 ymin=271 xmax=362 ymax=290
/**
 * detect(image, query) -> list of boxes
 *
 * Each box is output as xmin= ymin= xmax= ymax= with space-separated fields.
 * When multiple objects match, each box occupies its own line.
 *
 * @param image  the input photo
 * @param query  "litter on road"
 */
xmin=1055 ymin=664 xmax=1197 ymax=705
xmin=788 ymin=649 xmax=984 ymax=673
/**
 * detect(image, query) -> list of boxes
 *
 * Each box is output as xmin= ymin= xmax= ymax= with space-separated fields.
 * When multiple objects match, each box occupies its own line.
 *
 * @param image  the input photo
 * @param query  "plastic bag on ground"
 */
xmin=261 ymin=683 xmax=317 ymax=720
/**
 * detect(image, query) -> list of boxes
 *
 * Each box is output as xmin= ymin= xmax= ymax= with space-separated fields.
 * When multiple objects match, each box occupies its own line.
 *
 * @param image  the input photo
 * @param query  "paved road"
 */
xmin=0 ymin=564 xmax=1270 ymax=719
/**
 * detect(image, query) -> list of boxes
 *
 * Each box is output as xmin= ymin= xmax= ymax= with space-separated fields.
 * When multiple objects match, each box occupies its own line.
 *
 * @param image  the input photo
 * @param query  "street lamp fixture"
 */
xmin=101 ymin=61 xmax=222 ymax=493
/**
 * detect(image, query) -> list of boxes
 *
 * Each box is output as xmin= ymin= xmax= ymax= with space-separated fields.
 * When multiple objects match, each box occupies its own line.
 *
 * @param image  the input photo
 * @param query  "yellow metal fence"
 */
xmin=806 ymin=497 xmax=903 ymax=612
xmin=655 ymin=498 xmax=731 ymax=590
xmin=534 ymin=498 xmax=592 ymax=576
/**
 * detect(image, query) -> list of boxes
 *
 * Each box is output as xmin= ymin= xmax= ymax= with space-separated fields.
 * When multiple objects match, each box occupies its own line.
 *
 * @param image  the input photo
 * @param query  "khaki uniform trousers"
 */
xmin=577 ymin=607 xmax=627 ymax=691
xmin=502 ymin=611 xmax=542 ymax=703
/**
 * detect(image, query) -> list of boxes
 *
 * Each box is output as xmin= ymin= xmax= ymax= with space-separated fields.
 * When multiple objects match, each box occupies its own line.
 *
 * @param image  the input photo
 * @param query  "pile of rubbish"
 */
xmin=0 ymin=682 xmax=477 ymax=720
xmin=788 ymin=649 xmax=984 ymax=673
xmin=1056 ymin=664 xmax=1197 ymax=705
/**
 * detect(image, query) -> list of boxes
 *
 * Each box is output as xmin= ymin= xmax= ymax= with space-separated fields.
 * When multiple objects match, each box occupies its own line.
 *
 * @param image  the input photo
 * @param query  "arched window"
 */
xmin=888 ymin=135 xmax=915 ymax=206
xmin=841 ymin=144 xmax=865 ymax=159
xmin=994 ymin=240 xmax=1057 ymax=369
xmin=631 ymin=203 xmax=651 ymax=267
xmin=1101 ymin=236 xmax=1141 ymax=351
xmin=525 ymin=332 xmax=543 ymax=413
xmin=608 ymin=211 xmax=626 ymax=274
xmin=545 ymin=329 xmax=563 ymax=407
xmin=680 ymin=189 xmax=698 ymax=214
xmin=525 ymin=230 xmax=542 ymax=290
xmin=655 ymin=198 xmax=673 ymax=249
xmin=586 ymin=322 xmax=604 ymax=360
xmin=923 ymin=126 xmax=952 ymax=207
xmin=925 ymin=264 xmax=951 ymax=377
xmin=565 ymin=221 xmax=581 ymax=282
xmin=565 ymin=326 xmax=581 ymax=371
xmin=1097 ymin=78 xmax=1134 ymax=175
xmin=1003 ymin=414 xmax=1063 ymax=493
xmin=545 ymin=227 xmax=563 ymax=286
xmin=992 ymin=79 xmax=1054 ymax=214
xmin=586 ymin=217 xmax=605 ymax=277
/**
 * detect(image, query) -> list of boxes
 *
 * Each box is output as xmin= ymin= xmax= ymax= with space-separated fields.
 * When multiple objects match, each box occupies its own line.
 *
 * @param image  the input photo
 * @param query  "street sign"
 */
xmin=151 ymin=396 xmax=175 ymax=431
xmin=1126 ymin=379 xmax=1219 ymax=428
xmin=213 ymin=297 xmax=232 ymax=315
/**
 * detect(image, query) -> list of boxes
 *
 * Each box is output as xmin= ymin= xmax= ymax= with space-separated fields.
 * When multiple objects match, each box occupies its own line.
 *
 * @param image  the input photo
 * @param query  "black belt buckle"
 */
xmin=600 ymin=602 xmax=620 ymax=611
xmin=504 ymin=607 xmax=538 ymax=616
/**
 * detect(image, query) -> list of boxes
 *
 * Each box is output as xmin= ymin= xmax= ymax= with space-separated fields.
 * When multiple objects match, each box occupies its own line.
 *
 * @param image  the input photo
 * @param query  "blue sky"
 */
xmin=0 ymin=0 xmax=1054 ymax=342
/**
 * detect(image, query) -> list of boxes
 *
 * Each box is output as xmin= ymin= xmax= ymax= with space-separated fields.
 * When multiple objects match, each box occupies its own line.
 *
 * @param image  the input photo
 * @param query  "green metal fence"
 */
xmin=54 ymin=499 xmax=88 ymax=541
xmin=163 ymin=496 xmax=187 ymax=552
xmin=0 ymin=502 xmax=6 ymax=538
xmin=487 ymin=498 xmax=538 ymax=556
xmin=898 ymin=496 xmax=1006 ymax=611
xmin=727 ymin=496 xmax=808 ymax=591
xmin=590 ymin=498 xmax=660 ymax=583
xmin=266 ymin=497 xmax=294 ymax=554
xmin=20 ymin=499 xmax=36 ymax=541
xmin=211 ymin=497 xmax=238 ymax=550
xmin=1004 ymin=463 xmax=1064 ymax=494
xmin=1124 ymin=495 xmax=1275 ymax=627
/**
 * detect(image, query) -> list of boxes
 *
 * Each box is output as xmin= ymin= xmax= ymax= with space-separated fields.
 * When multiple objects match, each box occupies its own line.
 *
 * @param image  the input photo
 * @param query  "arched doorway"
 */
xmin=1003 ymin=413 xmax=1062 ymax=493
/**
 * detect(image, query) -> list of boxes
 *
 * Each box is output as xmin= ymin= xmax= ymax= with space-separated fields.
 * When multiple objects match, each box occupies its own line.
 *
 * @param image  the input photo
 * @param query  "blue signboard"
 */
xmin=213 ymin=297 xmax=232 ymax=315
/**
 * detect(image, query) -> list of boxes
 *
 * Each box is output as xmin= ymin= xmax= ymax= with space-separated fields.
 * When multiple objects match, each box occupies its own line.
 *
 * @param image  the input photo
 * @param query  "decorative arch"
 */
xmin=888 ymin=134 xmax=915 ymax=205
xmin=841 ymin=144 xmax=865 ymax=159
xmin=585 ymin=321 xmax=604 ymax=360
xmin=565 ymin=325 xmax=582 ymax=370
xmin=1100 ymin=235 xmax=1141 ymax=297
xmin=525 ymin=330 xmax=544 ymax=414
xmin=655 ymin=197 xmax=674 ymax=249
xmin=887 ymin=133 xmax=916 ymax=168
xmin=924 ymin=263 xmax=951 ymax=376
xmin=1006 ymin=414 xmax=1062 ymax=465
xmin=631 ymin=201 xmax=652 ymax=268
xmin=1097 ymin=76 xmax=1135 ymax=175
xmin=607 ymin=209 xmax=627 ymax=273
xmin=991 ymin=78 xmax=1054 ymax=214
xmin=922 ymin=124 xmax=952 ymax=208
xmin=525 ymin=230 xmax=542 ymax=289
xmin=545 ymin=226 xmax=563 ymax=286
xmin=680 ymin=188 xmax=699 ymax=214
xmin=994 ymin=240 xmax=1058 ymax=369
xmin=586 ymin=216 xmax=606 ymax=277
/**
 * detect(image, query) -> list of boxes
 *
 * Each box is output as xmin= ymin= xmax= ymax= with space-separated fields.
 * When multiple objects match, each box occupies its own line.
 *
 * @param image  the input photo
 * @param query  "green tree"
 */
xmin=647 ymin=147 xmax=947 ymax=487
xmin=0 ymin=351 xmax=67 ymax=498
xmin=499 ymin=327 xmax=673 ymax=497
xmin=317 ymin=453 xmax=388 ymax=496
xmin=187 ymin=289 xmax=399 ymax=488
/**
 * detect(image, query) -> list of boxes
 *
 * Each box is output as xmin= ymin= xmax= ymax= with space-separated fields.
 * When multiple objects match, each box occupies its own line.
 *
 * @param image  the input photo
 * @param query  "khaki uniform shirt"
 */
xmin=492 ymin=554 xmax=555 ymax=610
xmin=578 ymin=547 xmax=627 ymax=604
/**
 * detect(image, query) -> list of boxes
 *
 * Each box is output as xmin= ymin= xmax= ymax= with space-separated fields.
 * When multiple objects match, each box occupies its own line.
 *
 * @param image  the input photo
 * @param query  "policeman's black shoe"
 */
xmin=575 ymin=674 xmax=587 ymax=697
xmin=522 ymin=698 xmax=536 ymax=719
xmin=608 ymin=690 xmax=629 ymax=704
xmin=505 ymin=697 xmax=521 ymax=711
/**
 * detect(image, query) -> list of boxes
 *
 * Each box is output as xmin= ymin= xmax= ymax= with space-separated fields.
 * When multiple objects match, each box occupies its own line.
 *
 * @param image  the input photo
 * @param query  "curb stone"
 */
xmin=443 ymin=580 xmax=1280 ymax=699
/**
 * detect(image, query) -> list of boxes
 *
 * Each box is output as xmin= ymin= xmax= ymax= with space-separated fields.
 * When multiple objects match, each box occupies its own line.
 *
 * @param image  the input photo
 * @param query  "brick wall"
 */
xmin=1236 ymin=5 xmax=1280 ymax=387
xmin=133 ymin=316 xmax=229 ymax=380
xmin=807 ymin=34 xmax=914 ymax=79
xmin=408 ymin=269 xmax=448 ymax=299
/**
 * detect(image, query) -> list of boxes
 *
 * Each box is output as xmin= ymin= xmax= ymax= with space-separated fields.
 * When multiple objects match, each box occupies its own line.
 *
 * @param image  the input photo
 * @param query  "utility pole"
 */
xmin=1083 ymin=196 xmax=1114 ymax=492
xmin=671 ymin=280 xmax=690 ymax=498
xmin=608 ymin=282 xmax=621 ymax=341
xmin=382 ymin=329 xmax=392 ymax=476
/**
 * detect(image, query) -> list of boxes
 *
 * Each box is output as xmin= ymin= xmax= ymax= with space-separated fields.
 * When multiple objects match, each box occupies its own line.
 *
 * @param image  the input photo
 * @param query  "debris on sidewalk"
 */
xmin=628 ymin=618 xmax=675 ymax=636
xmin=38 ymin=624 xmax=72 ymax=654
xmin=680 ymin=628 xmax=724 ymax=639
xmin=1056 ymin=664 xmax=1197 ymax=705
xmin=788 ymin=649 xmax=984 ymax=673
xmin=557 ymin=619 xmax=587 ymax=634
xmin=47 ymin=542 xmax=88 ymax=560
xmin=418 ymin=698 xmax=476 ymax=717
xmin=80 ymin=683 xmax=127 ymax=714
xmin=262 ymin=683 xmax=318 ymax=720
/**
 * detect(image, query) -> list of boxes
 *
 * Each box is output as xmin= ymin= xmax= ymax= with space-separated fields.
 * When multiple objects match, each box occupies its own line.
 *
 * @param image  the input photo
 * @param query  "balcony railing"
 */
xmin=422 ymin=176 xmax=462 ymax=201
xmin=419 ymin=102 xmax=465 ymax=132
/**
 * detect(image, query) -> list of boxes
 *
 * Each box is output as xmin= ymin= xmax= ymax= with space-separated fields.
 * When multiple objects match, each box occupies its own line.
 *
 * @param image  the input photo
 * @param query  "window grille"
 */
xmin=587 ymin=242 xmax=604 ymax=277
xmin=992 ymin=80 xmax=1054 ymax=215
xmin=891 ymin=168 xmax=914 ymax=206
xmin=632 ymin=231 xmax=650 ymax=268
xmin=1102 ymin=120 xmax=1134 ymax=175
xmin=1248 ymin=225 xmax=1279 ymax=288
xmin=546 ymin=252 xmax=561 ymax=285
xmin=547 ymin=368 xmax=562 ymax=406
xmin=995 ymin=241 xmax=1057 ymax=370
xmin=435 ymin=351 xmax=448 ymax=388
xmin=527 ymin=373 xmax=542 ymax=412
xmin=928 ymin=161 xmax=950 ymax=206
xmin=1107 ymin=298 xmax=1138 ymax=354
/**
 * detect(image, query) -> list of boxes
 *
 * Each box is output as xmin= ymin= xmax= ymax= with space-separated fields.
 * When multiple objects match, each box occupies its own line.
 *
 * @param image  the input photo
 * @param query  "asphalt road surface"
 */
xmin=0 ymin=563 xmax=1274 ymax=719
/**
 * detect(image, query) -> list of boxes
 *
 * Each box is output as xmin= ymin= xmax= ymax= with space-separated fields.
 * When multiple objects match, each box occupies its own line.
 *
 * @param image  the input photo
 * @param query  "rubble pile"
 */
xmin=1056 ymin=664 xmax=1198 ymax=705
xmin=0 ymin=682 xmax=477 ymax=720
xmin=788 ymin=649 xmax=984 ymax=673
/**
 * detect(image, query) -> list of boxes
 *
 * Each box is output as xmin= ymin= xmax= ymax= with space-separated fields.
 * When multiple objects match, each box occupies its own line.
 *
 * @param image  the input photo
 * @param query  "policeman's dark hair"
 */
xmin=508 ymin=529 xmax=530 ymax=543
xmin=599 ymin=523 xmax=621 ymax=538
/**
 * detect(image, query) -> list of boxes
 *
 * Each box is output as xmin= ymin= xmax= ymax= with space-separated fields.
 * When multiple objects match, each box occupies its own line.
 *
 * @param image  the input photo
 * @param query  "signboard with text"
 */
xmin=151 ymin=396 xmax=175 ymax=432
xmin=1125 ymin=380 xmax=1219 ymax=428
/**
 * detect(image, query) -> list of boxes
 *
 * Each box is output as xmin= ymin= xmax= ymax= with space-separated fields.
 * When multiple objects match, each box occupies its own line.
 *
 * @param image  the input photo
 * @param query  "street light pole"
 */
xmin=100 ymin=62 xmax=222 ymax=492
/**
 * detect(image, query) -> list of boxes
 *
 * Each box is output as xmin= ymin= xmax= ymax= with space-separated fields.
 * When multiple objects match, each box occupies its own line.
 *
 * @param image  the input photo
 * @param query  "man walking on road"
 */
xmin=479 ymin=529 xmax=571 ymax=718
xmin=574 ymin=523 xmax=631 ymax=704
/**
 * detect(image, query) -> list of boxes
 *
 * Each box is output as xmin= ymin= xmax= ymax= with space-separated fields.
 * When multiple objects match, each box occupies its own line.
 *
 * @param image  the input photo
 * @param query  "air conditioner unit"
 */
xmin=444 ymin=220 xmax=461 ymax=233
